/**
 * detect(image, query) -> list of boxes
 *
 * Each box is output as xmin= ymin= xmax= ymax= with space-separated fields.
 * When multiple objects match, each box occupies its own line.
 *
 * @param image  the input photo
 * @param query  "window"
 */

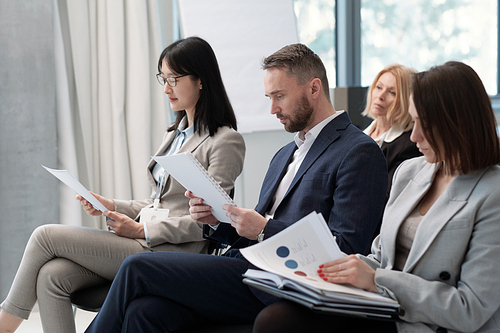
xmin=293 ymin=0 xmax=336 ymax=87
xmin=361 ymin=0 xmax=497 ymax=95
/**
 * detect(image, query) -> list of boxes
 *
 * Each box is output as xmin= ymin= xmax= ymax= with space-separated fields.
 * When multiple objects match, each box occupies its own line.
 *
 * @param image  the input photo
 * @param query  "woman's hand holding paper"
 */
xmin=318 ymin=255 xmax=378 ymax=293
xmin=186 ymin=190 xmax=220 ymax=226
xmin=76 ymin=192 xmax=114 ymax=216
xmin=103 ymin=211 xmax=145 ymax=239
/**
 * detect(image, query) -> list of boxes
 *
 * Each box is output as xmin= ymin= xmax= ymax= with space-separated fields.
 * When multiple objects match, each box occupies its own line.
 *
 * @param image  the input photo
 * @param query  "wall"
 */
xmin=0 ymin=0 xmax=59 ymax=299
xmin=234 ymin=130 xmax=295 ymax=210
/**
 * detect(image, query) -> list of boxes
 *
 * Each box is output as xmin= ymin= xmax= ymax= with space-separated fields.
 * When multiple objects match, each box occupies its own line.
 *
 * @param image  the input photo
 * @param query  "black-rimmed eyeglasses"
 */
xmin=156 ymin=73 xmax=189 ymax=87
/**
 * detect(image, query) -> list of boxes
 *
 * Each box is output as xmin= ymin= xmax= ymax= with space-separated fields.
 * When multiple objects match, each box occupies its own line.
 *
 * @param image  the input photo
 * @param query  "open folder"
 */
xmin=240 ymin=212 xmax=402 ymax=320
xmin=153 ymin=153 xmax=235 ymax=223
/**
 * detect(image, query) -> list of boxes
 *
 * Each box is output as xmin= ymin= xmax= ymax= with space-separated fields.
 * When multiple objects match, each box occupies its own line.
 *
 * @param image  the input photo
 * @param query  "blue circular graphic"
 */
xmin=285 ymin=260 xmax=298 ymax=269
xmin=276 ymin=246 xmax=290 ymax=258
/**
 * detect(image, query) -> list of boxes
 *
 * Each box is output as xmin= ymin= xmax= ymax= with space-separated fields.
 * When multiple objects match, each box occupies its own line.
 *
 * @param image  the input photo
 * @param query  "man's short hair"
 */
xmin=262 ymin=44 xmax=330 ymax=100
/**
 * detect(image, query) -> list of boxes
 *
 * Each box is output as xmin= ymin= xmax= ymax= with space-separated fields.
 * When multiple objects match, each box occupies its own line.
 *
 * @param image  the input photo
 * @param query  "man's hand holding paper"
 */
xmin=223 ymin=204 xmax=267 ymax=240
xmin=186 ymin=190 xmax=267 ymax=239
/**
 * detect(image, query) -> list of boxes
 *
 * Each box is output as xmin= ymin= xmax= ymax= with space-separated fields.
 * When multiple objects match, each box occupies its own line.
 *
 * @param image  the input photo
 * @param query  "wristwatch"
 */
xmin=257 ymin=229 xmax=265 ymax=242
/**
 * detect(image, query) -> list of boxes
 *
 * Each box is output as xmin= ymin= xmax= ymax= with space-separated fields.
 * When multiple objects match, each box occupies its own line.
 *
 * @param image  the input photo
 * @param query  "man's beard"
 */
xmin=280 ymin=94 xmax=314 ymax=133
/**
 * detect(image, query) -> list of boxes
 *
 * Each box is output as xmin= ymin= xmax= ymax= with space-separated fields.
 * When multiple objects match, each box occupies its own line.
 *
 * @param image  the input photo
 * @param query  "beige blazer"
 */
xmin=361 ymin=157 xmax=500 ymax=333
xmin=113 ymin=124 xmax=245 ymax=254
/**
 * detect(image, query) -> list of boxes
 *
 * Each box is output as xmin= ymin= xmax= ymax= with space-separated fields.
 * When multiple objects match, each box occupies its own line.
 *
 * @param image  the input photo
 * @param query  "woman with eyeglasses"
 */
xmin=0 ymin=36 xmax=245 ymax=333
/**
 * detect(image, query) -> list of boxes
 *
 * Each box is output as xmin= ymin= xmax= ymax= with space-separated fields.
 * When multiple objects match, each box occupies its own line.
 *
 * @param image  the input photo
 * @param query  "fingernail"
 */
xmin=317 ymin=269 xmax=322 ymax=273
xmin=322 ymin=277 xmax=327 ymax=281
xmin=318 ymin=273 xmax=324 ymax=277
xmin=319 ymin=264 xmax=324 ymax=268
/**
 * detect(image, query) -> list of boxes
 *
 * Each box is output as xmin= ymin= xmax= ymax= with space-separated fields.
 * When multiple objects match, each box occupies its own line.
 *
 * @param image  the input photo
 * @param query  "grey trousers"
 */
xmin=0 ymin=224 xmax=149 ymax=333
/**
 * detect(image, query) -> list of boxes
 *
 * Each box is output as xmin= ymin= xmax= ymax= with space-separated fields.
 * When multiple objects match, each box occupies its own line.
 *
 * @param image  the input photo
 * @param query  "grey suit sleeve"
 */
xmin=374 ymin=180 xmax=500 ymax=331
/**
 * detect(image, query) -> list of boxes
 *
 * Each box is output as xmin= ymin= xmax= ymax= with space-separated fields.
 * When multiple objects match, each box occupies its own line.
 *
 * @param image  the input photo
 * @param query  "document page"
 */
xmin=153 ymin=153 xmax=235 ymax=223
xmin=241 ymin=212 xmax=343 ymax=279
xmin=42 ymin=165 xmax=108 ymax=212
xmin=241 ymin=212 xmax=397 ymax=304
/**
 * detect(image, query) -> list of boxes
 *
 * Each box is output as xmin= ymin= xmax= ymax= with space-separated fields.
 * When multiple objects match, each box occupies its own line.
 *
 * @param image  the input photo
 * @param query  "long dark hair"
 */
xmin=158 ymin=37 xmax=237 ymax=136
xmin=412 ymin=61 xmax=500 ymax=174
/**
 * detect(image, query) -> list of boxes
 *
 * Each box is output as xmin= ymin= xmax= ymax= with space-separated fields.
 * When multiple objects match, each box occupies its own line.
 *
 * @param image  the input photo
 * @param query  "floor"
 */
xmin=16 ymin=304 xmax=97 ymax=333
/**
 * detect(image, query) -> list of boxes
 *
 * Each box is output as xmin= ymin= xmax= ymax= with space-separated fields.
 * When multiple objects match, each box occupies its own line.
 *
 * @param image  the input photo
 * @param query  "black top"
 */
xmin=381 ymin=129 xmax=422 ymax=198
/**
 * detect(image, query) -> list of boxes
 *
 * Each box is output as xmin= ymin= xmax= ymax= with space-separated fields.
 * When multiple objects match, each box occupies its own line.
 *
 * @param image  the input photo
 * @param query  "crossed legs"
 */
xmin=0 ymin=224 xmax=146 ymax=333
xmin=85 ymin=252 xmax=266 ymax=333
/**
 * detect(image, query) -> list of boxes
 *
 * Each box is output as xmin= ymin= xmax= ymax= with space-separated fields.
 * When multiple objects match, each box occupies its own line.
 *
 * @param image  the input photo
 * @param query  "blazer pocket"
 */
xmin=442 ymin=218 xmax=471 ymax=230
xmin=301 ymin=172 xmax=330 ymax=184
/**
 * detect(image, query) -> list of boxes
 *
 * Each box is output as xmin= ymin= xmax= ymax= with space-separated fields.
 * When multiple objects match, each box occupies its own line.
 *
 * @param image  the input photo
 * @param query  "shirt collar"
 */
xmin=363 ymin=119 xmax=405 ymax=145
xmin=294 ymin=111 xmax=344 ymax=148
xmin=178 ymin=117 xmax=194 ymax=137
xmin=384 ymin=125 xmax=405 ymax=143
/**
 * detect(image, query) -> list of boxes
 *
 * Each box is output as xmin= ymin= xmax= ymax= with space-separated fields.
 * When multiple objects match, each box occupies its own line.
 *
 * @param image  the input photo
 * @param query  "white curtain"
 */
xmin=53 ymin=0 xmax=171 ymax=228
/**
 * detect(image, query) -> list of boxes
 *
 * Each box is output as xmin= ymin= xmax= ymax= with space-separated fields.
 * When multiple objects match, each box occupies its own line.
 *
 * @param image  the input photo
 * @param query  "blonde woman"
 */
xmin=363 ymin=64 xmax=421 ymax=193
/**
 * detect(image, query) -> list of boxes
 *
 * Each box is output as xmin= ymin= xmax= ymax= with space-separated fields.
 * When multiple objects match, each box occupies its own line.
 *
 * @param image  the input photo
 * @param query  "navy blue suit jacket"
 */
xmin=205 ymin=112 xmax=388 ymax=257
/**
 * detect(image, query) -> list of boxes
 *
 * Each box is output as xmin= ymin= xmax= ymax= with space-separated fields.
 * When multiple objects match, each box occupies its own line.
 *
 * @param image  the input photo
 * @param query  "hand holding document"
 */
xmin=153 ymin=153 xmax=235 ymax=223
xmin=42 ymin=165 xmax=108 ymax=212
xmin=240 ymin=212 xmax=401 ymax=320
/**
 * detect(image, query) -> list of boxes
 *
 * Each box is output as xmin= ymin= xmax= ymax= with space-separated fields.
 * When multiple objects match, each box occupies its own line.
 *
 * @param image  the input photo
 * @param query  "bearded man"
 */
xmin=85 ymin=43 xmax=388 ymax=333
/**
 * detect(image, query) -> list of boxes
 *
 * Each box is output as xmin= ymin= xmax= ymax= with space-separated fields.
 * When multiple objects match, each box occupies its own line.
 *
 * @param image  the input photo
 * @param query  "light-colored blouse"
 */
xmin=394 ymin=204 xmax=424 ymax=271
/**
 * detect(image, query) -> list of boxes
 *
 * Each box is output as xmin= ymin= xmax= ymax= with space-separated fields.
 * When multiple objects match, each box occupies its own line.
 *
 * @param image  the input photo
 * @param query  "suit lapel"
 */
xmin=161 ymin=127 xmax=210 ymax=190
xmin=146 ymin=124 xmax=210 ymax=195
xmin=381 ymin=163 xmax=436 ymax=269
xmin=256 ymin=143 xmax=297 ymax=215
xmin=402 ymin=167 xmax=488 ymax=272
xmin=281 ymin=113 xmax=344 ymax=202
xmin=146 ymin=130 xmax=178 ymax=189
xmin=176 ymin=128 xmax=210 ymax=154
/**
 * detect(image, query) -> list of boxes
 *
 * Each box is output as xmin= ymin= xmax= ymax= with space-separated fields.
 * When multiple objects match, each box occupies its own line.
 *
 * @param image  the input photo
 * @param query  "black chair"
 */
xmin=71 ymin=281 xmax=111 ymax=313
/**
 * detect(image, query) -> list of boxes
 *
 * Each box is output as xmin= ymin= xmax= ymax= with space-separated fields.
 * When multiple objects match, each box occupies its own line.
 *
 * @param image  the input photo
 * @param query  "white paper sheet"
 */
xmin=241 ymin=212 xmax=343 ymax=280
xmin=240 ymin=212 xmax=397 ymax=304
xmin=42 ymin=165 xmax=108 ymax=212
xmin=153 ymin=153 xmax=235 ymax=223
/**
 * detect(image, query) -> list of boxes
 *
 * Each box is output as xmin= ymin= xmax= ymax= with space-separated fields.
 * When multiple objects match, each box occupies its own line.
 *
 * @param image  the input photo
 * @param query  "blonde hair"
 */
xmin=363 ymin=64 xmax=416 ymax=131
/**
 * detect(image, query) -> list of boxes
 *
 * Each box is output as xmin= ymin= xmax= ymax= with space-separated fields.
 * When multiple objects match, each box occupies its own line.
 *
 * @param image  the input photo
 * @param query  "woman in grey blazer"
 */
xmin=254 ymin=62 xmax=500 ymax=333
xmin=0 ymin=37 xmax=245 ymax=333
